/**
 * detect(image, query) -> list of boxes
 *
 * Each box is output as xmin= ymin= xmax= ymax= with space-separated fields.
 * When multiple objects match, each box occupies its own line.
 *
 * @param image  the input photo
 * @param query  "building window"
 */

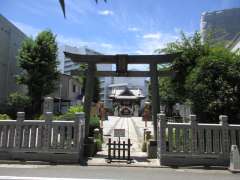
xmin=72 ymin=84 xmax=76 ymax=93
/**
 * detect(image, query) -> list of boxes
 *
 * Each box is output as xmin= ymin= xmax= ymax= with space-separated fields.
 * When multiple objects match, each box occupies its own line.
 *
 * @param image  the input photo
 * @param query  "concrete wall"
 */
xmin=0 ymin=15 xmax=27 ymax=103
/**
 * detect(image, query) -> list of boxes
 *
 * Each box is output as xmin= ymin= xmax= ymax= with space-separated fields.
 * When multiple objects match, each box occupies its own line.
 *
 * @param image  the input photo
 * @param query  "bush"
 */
xmin=7 ymin=92 xmax=31 ymax=111
xmin=95 ymin=138 xmax=103 ymax=151
xmin=0 ymin=114 xmax=11 ymax=120
xmin=63 ymin=104 xmax=84 ymax=120
xmin=89 ymin=115 xmax=100 ymax=137
xmin=37 ymin=104 xmax=84 ymax=120
xmin=90 ymin=115 xmax=100 ymax=127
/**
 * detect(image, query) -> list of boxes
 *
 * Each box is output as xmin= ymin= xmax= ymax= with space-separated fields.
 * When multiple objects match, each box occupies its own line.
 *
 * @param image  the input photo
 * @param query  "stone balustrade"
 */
xmin=0 ymin=111 xmax=85 ymax=163
xmin=158 ymin=114 xmax=240 ymax=166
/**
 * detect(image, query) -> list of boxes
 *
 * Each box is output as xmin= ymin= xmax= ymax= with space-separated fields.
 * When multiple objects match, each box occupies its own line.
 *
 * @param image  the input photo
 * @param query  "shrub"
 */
xmin=37 ymin=104 xmax=84 ymax=120
xmin=95 ymin=138 xmax=103 ymax=151
xmin=0 ymin=114 xmax=11 ymax=120
xmin=7 ymin=92 xmax=31 ymax=110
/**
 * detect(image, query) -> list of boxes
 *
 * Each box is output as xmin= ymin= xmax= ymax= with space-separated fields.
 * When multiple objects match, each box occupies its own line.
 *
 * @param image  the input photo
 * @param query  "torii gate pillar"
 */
xmin=84 ymin=63 xmax=95 ymax=137
xmin=150 ymin=63 xmax=160 ymax=141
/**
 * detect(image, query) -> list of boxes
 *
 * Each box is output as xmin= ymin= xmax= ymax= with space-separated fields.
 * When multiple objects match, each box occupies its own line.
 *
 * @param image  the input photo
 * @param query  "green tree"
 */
xmin=186 ymin=46 xmax=240 ymax=123
xmin=157 ymin=32 xmax=210 ymax=102
xmin=7 ymin=92 xmax=31 ymax=112
xmin=17 ymin=30 xmax=59 ymax=116
xmin=76 ymin=64 xmax=100 ymax=103
xmin=159 ymin=77 xmax=178 ymax=116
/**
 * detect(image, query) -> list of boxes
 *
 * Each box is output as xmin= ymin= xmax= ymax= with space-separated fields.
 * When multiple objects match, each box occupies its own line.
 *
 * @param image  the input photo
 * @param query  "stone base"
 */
xmin=147 ymin=140 xmax=157 ymax=159
xmin=84 ymin=137 xmax=96 ymax=157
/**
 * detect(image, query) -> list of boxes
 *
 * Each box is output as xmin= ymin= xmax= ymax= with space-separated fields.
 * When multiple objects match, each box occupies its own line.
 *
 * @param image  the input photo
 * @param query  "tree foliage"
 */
xmin=76 ymin=64 xmax=100 ymax=103
xmin=58 ymin=0 xmax=107 ymax=17
xmin=157 ymin=32 xmax=240 ymax=123
xmin=186 ymin=46 xmax=240 ymax=123
xmin=17 ymin=30 xmax=59 ymax=116
xmin=159 ymin=77 xmax=178 ymax=116
xmin=7 ymin=92 xmax=31 ymax=111
xmin=157 ymin=32 xmax=210 ymax=101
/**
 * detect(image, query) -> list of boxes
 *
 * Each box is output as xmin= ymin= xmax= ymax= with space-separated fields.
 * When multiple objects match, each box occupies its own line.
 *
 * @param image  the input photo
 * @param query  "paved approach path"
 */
xmin=103 ymin=116 xmax=153 ymax=152
xmin=88 ymin=116 xmax=156 ymax=166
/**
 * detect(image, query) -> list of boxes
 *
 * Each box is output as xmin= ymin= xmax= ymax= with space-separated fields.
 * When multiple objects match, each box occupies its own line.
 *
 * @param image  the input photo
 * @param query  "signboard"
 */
xmin=114 ymin=129 xmax=125 ymax=137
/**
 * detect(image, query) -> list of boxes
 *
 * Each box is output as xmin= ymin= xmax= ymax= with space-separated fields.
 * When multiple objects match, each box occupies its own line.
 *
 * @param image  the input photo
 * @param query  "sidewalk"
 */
xmin=87 ymin=150 xmax=160 ymax=168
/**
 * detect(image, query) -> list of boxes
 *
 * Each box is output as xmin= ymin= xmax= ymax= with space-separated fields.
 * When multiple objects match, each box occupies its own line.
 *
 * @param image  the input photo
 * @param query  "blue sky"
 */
xmin=1 ymin=0 xmax=240 ymax=55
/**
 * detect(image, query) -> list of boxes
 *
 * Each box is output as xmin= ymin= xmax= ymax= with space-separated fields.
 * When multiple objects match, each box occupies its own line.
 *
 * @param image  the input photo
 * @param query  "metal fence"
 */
xmin=0 ymin=112 xmax=85 ymax=163
xmin=158 ymin=114 xmax=240 ymax=166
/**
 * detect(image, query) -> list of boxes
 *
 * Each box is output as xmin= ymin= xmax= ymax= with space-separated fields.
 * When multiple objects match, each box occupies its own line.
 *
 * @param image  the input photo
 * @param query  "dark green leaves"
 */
xmin=58 ymin=0 xmax=66 ymax=17
xmin=59 ymin=0 xmax=107 ymax=17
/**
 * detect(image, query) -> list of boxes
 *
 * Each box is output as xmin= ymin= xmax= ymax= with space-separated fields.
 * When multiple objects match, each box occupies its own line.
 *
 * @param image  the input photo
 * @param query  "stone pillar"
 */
xmin=229 ymin=145 xmax=240 ymax=172
xmin=16 ymin=112 xmax=25 ymax=148
xmin=190 ymin=114 xmax=197 ymax=154
xmin=158 ymin=113 xmax=166 ymax=155
xmin=43 ymin=97 xmax=54 ymax=114
xmin=84 ymin=63 xmax=95 ymax=138
xmin=150 ymin=63 xmax=160 ymax=141
xmin=75 ymin=112 xmax=85 ymax=150
xmin=220 ymin=115 xmax=229 ymax=157
xmin=44 ymin=112 xmax=52 ymax=149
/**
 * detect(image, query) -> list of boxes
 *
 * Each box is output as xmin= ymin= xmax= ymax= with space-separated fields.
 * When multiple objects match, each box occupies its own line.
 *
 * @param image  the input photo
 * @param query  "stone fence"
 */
xmin=158 ymin=114 xmax=240 ymax=166
xmin=0 ymin=112 xmax=85 ymax=163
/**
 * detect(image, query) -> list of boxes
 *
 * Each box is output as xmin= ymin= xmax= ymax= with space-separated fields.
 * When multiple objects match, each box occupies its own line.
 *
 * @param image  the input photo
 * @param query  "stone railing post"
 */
xmin=220 ymin=115 xmax=229 ymax=157
xmin=74 ymin=112 xmax=85 ymax=150
xmin=190 ymin=114 xmax=197 ymax=154
xmin=15 ymin=112 xmax=25 ymax=148
xmin=43 ymin=97 xmax=54 ymax=114
xmin=44 ymin=112 xmax=53 ymax=150
xmin=158 ymin=113 xmax=166 ymax=155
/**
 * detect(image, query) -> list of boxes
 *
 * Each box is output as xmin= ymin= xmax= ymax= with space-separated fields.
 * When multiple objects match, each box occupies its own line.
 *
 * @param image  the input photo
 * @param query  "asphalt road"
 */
xmin=0 ymin=164 xmax=239 ymax=180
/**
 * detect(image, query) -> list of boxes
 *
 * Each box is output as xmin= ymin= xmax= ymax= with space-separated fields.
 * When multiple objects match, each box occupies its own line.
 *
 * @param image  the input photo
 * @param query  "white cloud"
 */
xmin=100 ymin=43 xmax=113 ymax=49
xmin=128 ymin=27 xmax=141 ymax=32
xmin=143 ymin=32 xmax=161 ymax=40
xmin=98 ymin=10 xmax=114 ymax=16
xmin=136 ymin=32 xmax=178 ymax=54
xmin=11 ymin=21 xmax=42 ymax=37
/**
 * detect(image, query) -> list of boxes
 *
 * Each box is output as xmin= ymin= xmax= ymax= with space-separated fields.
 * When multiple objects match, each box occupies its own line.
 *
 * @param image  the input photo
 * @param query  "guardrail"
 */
xmin=158 ymin=114 xmax=240 ymax=166
xmin=0 ymin=112 xmax=85 ymax=163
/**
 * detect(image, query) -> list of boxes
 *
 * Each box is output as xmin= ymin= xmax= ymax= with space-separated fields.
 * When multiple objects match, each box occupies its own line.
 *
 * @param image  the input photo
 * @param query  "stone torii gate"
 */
xmin=64 ymin=52 xmax=179 ymax=141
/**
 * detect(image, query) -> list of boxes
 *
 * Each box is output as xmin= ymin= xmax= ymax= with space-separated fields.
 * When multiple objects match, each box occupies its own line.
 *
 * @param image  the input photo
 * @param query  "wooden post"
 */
xmin=220 ymin=115 xmax=229 ymax=157
xmin=123 ymin=141 xmax=125 ymax=159
xmin=84 ymin=63 xmax=95 ymax=138
xmin=118 ymin=140 xmax=121 ymax=159
xmin=113 ymin=141 xmax=116 ymax=159
xmin=127 ymin=139 xmax=131 ymax=163
xmin=108 ymin=138 xmax=111 ymax=162
xmin=150 ymin=63 xmax=160 ymax=141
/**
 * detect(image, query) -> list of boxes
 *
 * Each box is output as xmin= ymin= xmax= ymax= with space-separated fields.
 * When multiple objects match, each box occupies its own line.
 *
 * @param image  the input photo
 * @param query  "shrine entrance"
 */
xmin=64 ymin=52 xmax=179 ymax=143
xmin=110 ymin=87 xmax=145 ymax=117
